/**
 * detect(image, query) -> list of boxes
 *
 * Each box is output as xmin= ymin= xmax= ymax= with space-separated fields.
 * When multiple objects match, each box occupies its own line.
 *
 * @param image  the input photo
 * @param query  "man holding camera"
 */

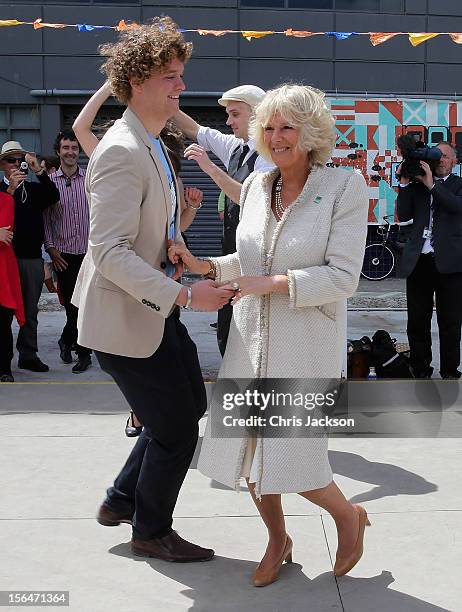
xmin=397 ymin=141 xmax=462 ymax=379
xmin=0 ymin=141 xmax=59 ymax=372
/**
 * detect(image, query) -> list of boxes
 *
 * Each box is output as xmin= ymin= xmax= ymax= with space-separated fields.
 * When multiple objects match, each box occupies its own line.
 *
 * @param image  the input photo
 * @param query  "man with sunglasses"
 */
xmin=43 ymin=130 xmax=91 ymax=373
xmin=0 ymin=140 xmax=59 ymax=374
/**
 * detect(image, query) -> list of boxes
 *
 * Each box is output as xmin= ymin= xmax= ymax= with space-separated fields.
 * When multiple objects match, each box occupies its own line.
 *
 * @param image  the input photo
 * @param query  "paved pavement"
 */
xmin=0 ymin=283 xmax=460 ymax=611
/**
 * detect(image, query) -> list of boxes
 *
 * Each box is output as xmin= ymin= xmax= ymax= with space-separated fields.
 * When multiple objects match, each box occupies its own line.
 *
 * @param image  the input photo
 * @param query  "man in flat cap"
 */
xmin=174 ymin=85 xmax=274 ymax=355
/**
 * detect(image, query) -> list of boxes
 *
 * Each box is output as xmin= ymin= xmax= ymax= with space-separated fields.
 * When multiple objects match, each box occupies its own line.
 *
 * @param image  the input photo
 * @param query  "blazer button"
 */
xmin=142 ymin=299 xmax=147 ymax=305
xmin=155 ymin=305 xmax=160 ymax=311
xmin=160 ymin=261 xmax=167 ymax=269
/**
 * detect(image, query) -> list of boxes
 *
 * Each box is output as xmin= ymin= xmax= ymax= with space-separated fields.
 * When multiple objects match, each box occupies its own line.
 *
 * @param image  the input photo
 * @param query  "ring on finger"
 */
xmin=232 ymin=282 xmax=240 ymax=291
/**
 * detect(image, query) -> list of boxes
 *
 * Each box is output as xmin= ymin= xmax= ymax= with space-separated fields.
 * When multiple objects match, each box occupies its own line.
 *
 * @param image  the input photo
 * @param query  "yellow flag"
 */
xmin=408 ymin=33 xmax=439 ymax=47
xmin=242 ymin=31 xmax=273 ymax=41
xmin=0 ymin=20 xmax=22 ymax=27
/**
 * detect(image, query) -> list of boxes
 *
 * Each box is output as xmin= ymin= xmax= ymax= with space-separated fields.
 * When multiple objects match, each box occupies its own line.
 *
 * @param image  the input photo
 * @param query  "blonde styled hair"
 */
xmin=99 ymin=17 xmax=192 ymax=105
xmin=251 ymin=84 xmax=335 ymax=167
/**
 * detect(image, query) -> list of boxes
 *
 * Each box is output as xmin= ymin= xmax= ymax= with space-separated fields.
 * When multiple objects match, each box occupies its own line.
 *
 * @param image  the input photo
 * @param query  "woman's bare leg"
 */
xmin=247 ymin=480 xmax=287 ymax=568
xmin=299 ymin=480 xmax=358 ymax=558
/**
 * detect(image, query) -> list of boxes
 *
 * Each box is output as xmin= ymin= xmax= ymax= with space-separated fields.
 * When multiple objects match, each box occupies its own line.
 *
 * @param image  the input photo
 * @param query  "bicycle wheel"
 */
xmin=361 ymin=243 xmax=395 ymax=280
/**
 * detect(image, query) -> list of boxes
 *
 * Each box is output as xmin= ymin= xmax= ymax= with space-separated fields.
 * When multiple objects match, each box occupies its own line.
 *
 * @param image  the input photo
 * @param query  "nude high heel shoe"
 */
xmin=253 ymin=535 xmax=293 ymax=587
xmin=334 ymin=505 xmax=371 ymax=577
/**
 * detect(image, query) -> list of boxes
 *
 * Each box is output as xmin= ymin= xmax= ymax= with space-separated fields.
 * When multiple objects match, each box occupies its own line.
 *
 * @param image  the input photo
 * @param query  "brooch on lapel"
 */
xmin=314 ymin=196 xmax=322 ymax=204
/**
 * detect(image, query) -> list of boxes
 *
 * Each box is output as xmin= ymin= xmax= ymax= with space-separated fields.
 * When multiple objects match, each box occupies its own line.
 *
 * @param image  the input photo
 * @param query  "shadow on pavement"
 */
xmin=329 ymin=450 xmax=437 ymax=504
xmin=108 ymin=544 xmax=448 ymax=611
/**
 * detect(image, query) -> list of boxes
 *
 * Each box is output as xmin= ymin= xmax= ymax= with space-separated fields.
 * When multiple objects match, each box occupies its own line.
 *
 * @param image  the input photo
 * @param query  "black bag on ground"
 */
xmin=371 ymin=330 xmax=413 ymax=378
xmin=347 ymin=336 xmax=372 ymax=379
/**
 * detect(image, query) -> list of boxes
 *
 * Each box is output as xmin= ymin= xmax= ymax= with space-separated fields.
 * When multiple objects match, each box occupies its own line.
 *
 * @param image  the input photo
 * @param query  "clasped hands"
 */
xmin=168 ymin=241 xmax=276 ymax=308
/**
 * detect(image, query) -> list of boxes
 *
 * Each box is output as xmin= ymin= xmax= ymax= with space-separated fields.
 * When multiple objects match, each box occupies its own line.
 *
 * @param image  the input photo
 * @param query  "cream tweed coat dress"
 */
xmin=197 ymin=165 xmax=368 ymax=496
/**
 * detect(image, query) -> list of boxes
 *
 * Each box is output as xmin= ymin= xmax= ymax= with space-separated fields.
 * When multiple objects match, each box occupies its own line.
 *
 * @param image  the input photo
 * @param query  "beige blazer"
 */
xmin=72 ymin=107 xmax=183 ymax=358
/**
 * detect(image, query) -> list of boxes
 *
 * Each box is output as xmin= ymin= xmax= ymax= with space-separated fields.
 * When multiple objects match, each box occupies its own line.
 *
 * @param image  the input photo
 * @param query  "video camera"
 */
xmin=397 ymin=134 xmax=442 ymax=180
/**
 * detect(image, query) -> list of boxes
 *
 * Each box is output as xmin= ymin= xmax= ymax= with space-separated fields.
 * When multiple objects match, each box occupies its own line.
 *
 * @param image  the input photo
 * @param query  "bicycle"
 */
xmin=361 ymin=214 xmax=399 ymax=280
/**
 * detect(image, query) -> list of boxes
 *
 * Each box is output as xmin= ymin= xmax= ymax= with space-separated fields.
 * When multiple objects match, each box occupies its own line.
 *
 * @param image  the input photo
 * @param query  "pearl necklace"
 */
xmin=274 ymin=175 xmax=286 ymax=221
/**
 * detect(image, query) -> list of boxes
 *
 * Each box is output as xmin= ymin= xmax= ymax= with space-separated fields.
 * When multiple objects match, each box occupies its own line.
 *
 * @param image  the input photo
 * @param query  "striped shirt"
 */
xmin=43 ymin=166 xmax=89 ymax=255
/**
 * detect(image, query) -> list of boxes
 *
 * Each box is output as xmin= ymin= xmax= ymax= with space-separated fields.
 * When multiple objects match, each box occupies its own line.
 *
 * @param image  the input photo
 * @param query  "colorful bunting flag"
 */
xmin=326 ymin=32 xmax=358 ymax=40
xmin=284 ymin=29 xmax=316 ymax=38
xmin=0 ymin=18 xmax=461 ymax=49
xmin=369 ymin=32 xmax=399 ymax=46
xmin=33 ymin=19 xmax=67 ymax=30
xmin=242 ymin=31 xmax=273 ymax=41
xmin=0 ymin=20 xmax=23 ymax=27
xmin=116 ymin=20 xmax=139 ymax=31
xmin=197 ymin=29 xmax=229 ymax=37
xmin=408 ymin=33 xmax=439 ymax=47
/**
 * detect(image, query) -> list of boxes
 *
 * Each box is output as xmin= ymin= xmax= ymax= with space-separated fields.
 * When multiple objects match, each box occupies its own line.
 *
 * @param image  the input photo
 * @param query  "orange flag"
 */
xmin=449 ymin=33 xmax=462 ymax=44
xmin=116 ymin=19 xmax=139 ymax=31
xmin=408 ymin=33 xmax=439 ymax=47
xmin=242 ymin=31 xmax=273 ymax=41
xmin=369 ymin=32 xmax=399 ymax=46
xmin=284 ymin=29 xmax=315 ymax=38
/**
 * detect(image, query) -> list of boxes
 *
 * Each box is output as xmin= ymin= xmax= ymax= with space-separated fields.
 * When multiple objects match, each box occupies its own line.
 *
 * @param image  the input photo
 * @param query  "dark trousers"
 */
xmin=0 ymin=306 xmax=14 ymax=374
xmin=406 ymin=253 xmax=462 ymax=377
xmin=95 ymin=314 xmax=207 ymax=540
xmin=217 ymin=302 xmax=233 ymax=357
xmin=16 ymin=258 xmax=44 ymax=360
xmin=56 ymin=253 xmax=90 ymax=357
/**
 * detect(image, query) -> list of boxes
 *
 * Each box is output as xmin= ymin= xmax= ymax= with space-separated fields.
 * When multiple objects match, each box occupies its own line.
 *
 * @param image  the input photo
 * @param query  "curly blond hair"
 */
xmin=99 ymin=17 xmax=192 ymax=105
xmin=251 ymin=84 xmax=335 ymax=167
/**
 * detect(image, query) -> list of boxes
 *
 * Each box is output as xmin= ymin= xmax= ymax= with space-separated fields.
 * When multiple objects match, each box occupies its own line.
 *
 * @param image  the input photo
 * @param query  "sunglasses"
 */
xmin=4 ymin=157 xmax=25 ymax=164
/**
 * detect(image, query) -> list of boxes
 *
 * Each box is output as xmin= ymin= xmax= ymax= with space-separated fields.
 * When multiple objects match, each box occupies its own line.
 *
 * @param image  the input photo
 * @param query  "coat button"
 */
xmin=151 ymin=304 xmax=155 ymax=309
xmin=160 ymin=261 xmax=167 ymax=269
xmin=155 ymin=305 xmax=160 ymax=311
xmin=142 ymin=299 xmax=147 ymax=304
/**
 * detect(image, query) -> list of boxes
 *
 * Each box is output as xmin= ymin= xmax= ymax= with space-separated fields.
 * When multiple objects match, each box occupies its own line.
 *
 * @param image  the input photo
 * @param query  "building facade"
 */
xmin=1 ymin=0 xmax=462 ymax=255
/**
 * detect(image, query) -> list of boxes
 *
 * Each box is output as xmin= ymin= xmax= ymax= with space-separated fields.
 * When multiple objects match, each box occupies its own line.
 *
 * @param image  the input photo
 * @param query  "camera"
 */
xmin=19 ymin=161 xmax=29 ymax=175
xmin=397 ymin=134 xmax=442 ymax=180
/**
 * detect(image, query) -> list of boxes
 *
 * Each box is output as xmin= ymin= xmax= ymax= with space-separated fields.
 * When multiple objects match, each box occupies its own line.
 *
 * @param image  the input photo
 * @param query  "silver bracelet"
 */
xmin=183 ymin=286 xmax=193 ymax=309
xmin=188 ymin=201 xmax=202 ymax=210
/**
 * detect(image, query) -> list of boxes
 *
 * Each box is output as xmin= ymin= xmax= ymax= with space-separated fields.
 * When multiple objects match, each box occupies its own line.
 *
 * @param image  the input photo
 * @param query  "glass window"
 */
xmin=0 ymin=109 xmax=7 ymax=129
xmin=240 ymin=0 xmax=284 ymax=6
xmin=289 ymin=0 xmax=333 ymax=7
xmin=380 ymin=0 xmax=404 ymax=11
xmin=11 ymin=130 xmax=41 ymax=153
xmin=11 ymin=107 xmax=40 ymax=129
xmin=335 ymin=0 xmax=379 ymax=10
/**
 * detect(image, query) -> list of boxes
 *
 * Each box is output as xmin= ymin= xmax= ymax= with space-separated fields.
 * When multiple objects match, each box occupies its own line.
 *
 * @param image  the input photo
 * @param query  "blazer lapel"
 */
xmin=122 ymin=108 xmax=172 ymax=226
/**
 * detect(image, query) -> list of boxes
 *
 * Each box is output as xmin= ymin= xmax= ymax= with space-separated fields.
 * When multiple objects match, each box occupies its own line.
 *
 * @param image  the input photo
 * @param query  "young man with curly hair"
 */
xmin=72 ymin=17 xmax=233 ymax=562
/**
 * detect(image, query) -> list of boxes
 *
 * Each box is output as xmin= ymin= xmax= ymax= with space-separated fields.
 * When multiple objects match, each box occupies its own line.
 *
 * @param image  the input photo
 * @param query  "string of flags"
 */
xmin=1 ymin=18 xmax=462 ymax=46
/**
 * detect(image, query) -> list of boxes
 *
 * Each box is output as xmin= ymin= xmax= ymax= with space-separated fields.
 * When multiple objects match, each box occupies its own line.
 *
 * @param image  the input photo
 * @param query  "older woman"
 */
xmin=169 ymin=84 xmax=370 ymax=586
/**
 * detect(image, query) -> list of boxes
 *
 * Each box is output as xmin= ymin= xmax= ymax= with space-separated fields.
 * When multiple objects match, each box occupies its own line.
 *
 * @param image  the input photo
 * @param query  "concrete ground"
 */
xmin=0 ymin=281 xmax=460 ymax=611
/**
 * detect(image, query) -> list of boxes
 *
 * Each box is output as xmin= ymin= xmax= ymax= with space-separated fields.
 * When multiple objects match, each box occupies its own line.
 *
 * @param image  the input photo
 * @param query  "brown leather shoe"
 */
xmin=96 ymin=503 xmax=133 ymax=527
xmin=132 ymin=531 xmax=214 ymax=562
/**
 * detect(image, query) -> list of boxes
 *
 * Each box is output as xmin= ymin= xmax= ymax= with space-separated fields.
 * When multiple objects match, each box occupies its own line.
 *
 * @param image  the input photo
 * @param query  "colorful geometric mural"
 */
xmin=327 ymin=98 xmax=462 ymax=224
